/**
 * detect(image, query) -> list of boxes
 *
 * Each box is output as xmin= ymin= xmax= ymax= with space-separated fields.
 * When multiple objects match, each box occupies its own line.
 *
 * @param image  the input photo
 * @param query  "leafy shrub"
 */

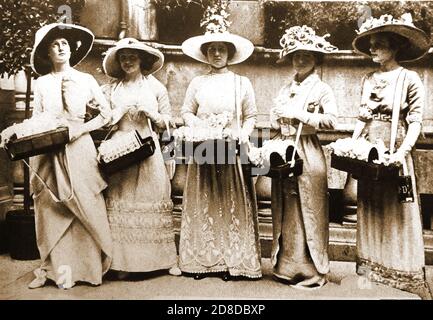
xmin=263 ymin=1 xmax=433 ymax=49
xmin=0 ymin=0 xmax=85 ymax=76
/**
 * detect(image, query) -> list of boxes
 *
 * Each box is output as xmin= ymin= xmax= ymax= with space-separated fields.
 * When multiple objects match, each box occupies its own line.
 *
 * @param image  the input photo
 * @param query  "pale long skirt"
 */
xmin=179 ymin=159 xmax=262 ymax=278
xmin=31 ymin=133 xmax=112 ymax=286
xmin=104 ymin=129 xmax=177 ymax=272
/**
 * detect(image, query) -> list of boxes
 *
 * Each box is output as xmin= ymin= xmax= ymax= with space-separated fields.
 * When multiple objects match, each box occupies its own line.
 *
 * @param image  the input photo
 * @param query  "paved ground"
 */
xmin=1 ymin=254 xmax=431 ymax=300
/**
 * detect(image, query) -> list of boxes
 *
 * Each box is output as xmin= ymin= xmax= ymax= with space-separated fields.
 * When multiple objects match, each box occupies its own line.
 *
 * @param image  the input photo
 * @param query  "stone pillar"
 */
xmin=127 ymin=0 xmax=158 ymax=40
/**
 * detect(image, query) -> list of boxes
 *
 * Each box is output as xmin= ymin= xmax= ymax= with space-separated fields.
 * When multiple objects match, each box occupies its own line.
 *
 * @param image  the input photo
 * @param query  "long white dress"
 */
xmin=30 ymin=68 xmax=112 ymax=286
xmin=178 ymin=71 xmax=262 ymax=278
xmin=101 ymin=75 xmax=177 ymax=272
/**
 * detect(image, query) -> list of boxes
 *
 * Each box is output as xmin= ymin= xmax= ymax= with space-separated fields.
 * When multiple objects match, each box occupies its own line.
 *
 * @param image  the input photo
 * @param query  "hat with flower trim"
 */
xmin=352 ymin=13 xmax=430 ymax=62
xmin=182 ymin=0 xmax=254 ymax=65
xmin=277 ymin=25 xmax=338 ymax=63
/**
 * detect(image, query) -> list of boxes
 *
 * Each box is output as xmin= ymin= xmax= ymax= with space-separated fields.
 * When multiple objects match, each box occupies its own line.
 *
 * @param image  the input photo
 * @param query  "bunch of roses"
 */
xmin=97 ymin=131 xmax=142 ymax=163
xmin=204 ymin=111 xmax=233 ymax=128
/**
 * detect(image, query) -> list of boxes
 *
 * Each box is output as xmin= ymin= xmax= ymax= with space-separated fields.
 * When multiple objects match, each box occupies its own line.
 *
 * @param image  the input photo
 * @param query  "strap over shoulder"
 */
xmin=389 ymin=68 xmax=408 ymax=154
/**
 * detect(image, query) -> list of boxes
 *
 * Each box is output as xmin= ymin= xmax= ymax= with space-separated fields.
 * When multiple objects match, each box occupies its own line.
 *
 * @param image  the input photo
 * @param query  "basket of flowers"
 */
xmin=247 ymin=139 xmax=303 ymax=178
xmin=327 ymin=137 xmax=401 ymax=181
xmin=97 ymin=130 xmax=156 ymax=175
xmin=0 ymin=114 xmax=70 ymax=161
xmin=173 ymin=112 xmax=243 ymax=164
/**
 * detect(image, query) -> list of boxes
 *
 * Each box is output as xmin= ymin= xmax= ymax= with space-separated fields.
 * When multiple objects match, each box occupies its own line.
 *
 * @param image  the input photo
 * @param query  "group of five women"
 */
xmin=24 ymin=13 xmax=431 ymax=299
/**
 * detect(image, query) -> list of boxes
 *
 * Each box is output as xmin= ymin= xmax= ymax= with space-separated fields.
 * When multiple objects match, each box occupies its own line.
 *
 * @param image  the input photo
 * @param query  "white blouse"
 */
xmin=181 ymin=71 xmax=257 ymax=135
xmin=32 ymin=68 xmax=110 ymax=121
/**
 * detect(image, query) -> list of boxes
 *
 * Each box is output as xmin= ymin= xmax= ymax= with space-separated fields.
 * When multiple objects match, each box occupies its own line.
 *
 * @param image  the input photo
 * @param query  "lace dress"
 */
xmin=102 ymin=75 xmax=177 ymax=272
xmin=178 ymin=71 xmax=262 ymax=278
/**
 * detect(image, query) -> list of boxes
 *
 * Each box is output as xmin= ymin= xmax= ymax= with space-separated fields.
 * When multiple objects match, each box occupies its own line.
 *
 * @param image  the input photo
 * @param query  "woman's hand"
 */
xmin=358 ymin=105 xmax=373 ymax=121
xmin=271 ymin=106 xmax=285 ymax=119
xmin=274 ymin=107 xmax=306 ymax=122
xmin=383 ymin=149 xmax=406 ymax=165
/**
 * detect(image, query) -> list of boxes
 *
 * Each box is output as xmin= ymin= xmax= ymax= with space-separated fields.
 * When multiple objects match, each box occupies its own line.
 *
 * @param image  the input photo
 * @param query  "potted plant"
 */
xmin=0 ymin=0 xmax=85 ymax=260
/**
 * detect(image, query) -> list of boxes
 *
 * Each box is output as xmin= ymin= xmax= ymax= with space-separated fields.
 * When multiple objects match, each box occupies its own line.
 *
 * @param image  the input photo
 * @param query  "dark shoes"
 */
xmin=193 ymin=272 xmax=231 ymax=281
xmin=221 ymin=272 xmax=231 ymax=282
xmin=194 ymin=273 xmax=206 ymax=280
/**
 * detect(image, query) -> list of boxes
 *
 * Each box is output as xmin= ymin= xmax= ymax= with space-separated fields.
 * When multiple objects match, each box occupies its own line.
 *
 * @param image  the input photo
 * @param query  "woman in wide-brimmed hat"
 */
xmin=27 ymin=23 xmax=113 ymax=289
xmin=269 ymin=25 xmax=338 ymax=289
xmin=351 ymin=13 xmax=431 ymax=299
xmin=177 ymin=18 xmax=262 ymax=280
xmin=101 ymin=38 xmax=179 ymax=278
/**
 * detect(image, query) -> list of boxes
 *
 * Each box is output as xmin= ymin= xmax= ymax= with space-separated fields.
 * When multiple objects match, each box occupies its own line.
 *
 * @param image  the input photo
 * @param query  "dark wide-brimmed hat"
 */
xmin=103 ymin=38 xmax=164 ymax=78
xmin=352 ymin=13 xmax=430 ymax=62
xmin=182 ymin=31 xmax=254 ymax=65
xmin=30 ymin=23 xmax=94 ymax=75
xmin=277 ymin=25 xmax=338 ymax=64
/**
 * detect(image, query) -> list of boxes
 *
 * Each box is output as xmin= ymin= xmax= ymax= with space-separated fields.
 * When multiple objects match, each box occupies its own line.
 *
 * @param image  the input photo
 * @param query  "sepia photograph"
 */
xmin=0 ymin=0 xmax=432 ymax=307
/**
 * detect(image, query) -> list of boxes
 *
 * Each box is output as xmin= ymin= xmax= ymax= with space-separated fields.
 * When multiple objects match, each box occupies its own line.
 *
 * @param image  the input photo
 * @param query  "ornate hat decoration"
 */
xmin=352 ymin=13 xmax=430 ymax=62
xmin=278 ymin=25 xmax=338 ymax=63
xmin=181 ymin=0 xmax=254 ymax=65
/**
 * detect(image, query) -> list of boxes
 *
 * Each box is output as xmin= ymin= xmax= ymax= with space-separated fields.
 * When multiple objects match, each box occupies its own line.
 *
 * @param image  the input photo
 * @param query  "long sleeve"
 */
xmin=270 ymin=86 xmax=287 ymax=130
xmin=147 ymin=76 xmax=172 ymax=130
xmin=405 ymin=71 xmax=424 ymax=125
xmin=31 ymin=79 xmax=43 ymax=117
xmin=399 ymin=71 xmax=425 ymax=153
xmin=181 ymin=77 xmax=202 ymax=127
xmin=240 ymin=77 xmax=257 ymax=136
xmin=80 ymin=76 xmax=112 ymax=133
xmin=88 ymin=75 xmax=111 ymax=122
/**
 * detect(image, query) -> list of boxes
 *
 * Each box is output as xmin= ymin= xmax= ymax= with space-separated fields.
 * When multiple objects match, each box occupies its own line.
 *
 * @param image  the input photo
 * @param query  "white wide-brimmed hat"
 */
xmin=182 ymin=31 xmax=254 ymax=65
xmin=30 ymin=23 xmax=94 ymax=75
xmin=103 ymin=38 xmax=164 ymax=78
xmin=277 ymin=25 xmax=338 ymax=64
xmin=352 ymin=13 xmax=430 ymax=62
